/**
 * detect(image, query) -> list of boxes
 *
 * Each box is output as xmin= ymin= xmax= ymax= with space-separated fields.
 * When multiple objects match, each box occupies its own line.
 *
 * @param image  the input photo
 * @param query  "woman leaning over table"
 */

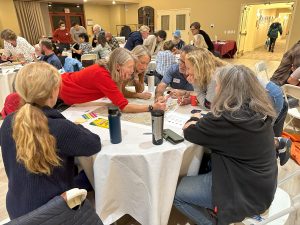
xmin=0 ymin=62 xmax=101 ymax=219
xmin=178 ymin=48 xmax=226 ymax=109
xmin=174 ymin=65 xmax=278 ymax=225
xmin=0 ymin=29 xmax=35 ymax=62
xmin=121 ymin=45 xmax=152 ymax=100
xmin=60 ymin=48 xmax=166 ymax=113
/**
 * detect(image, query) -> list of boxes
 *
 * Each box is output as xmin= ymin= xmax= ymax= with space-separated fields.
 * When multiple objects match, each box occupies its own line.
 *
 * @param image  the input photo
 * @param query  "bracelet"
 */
xmin=148 ymin=105 xmax=154 ymax=112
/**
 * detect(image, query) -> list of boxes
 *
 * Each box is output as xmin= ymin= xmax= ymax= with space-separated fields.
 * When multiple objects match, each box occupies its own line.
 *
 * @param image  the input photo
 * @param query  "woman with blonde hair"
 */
xmin=180 ymin=48 xmax=226 ymax=109
xmin=0 ymin=62 xmax=101 ymax=219
xmin=121 ymin=45 xmax=152 ymax=99
xmin=174 ymin=64 xmax=277 ymax=225
xmin=60 ymin=48 xmax=165 ymax=112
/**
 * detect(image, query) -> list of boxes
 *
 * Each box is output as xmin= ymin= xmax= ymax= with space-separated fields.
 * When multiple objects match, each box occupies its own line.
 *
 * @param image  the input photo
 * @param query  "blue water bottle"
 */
xmin=108 ymin=106 xmax=122 ymax=144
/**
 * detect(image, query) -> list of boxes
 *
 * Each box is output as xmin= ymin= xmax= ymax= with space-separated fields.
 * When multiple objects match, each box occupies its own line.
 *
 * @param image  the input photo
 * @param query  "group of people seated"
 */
xmin=0 ymin=20 xmax=299 ymax=224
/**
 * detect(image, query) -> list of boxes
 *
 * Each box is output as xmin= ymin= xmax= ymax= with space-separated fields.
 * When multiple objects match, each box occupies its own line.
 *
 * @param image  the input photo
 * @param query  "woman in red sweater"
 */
xmin=60 ymin=48 xmax=166 ymax=113
xmin=53 ymin=21 xmax=72 ymax=52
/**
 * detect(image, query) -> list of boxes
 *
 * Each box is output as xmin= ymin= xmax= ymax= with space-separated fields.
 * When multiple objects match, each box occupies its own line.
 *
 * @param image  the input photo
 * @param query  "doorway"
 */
xmin=48 ymin=3 xmax=85 ymax=32
xmin=237 ymin=2 xmax=294 ymax=61
xmin=156 ymin=9 xmax=191 ymax=44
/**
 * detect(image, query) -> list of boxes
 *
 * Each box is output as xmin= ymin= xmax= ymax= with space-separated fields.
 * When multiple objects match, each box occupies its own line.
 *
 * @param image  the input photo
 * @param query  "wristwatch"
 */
xmin=148 ymin=105 xmax=154 ymax=112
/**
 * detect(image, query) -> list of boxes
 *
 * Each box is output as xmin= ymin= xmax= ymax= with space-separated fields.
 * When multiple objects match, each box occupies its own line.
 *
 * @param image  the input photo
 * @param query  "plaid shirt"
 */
xmin=108 ymin=37 xmax=120 ymax=51
xmin=271 ymin=40 xmax=300 ymax=86
xmin=155 ymin=50 xmax=177 ymax=76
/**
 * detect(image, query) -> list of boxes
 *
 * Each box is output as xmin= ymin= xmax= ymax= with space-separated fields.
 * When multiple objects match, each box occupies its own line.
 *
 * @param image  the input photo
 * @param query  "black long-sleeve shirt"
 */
xmin=0 ymin=107 xmax=101 ymax=219
xmin=184 ymin=110 xmax=277 ymax=224
xmin=199 ymin=29 xmax=214 ymax=52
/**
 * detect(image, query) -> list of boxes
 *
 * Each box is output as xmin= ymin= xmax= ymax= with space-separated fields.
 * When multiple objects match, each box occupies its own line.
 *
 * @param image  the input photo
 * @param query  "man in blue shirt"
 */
xmin=155 ymin=45 xmax=196 ymax=102
xmin=39 ymin=39 xmax=62 ymax=70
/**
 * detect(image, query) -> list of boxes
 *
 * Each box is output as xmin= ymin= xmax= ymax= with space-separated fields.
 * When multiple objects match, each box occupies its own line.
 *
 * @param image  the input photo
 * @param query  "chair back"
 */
xmin=81 ymin=54 xmax=97 ymax=68
xmin=5 ymin=188 xmax=103 ymax=225
xmin=242 ymin=169 xmax=300 ymax=225
xmin=255 ymin=61 xmax=268 ymax=79
xmin=81 ymin=54 xmax=97 ymax=61
xmin=282 ymin=84 xmax=300 ymax=100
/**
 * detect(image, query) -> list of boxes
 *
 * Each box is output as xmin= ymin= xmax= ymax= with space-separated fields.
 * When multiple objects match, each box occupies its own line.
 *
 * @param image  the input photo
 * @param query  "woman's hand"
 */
xmin=191 ymin=113 xmax=202 ymax=119
xmin=153 ymin=101 xmax=166 ymax=111
xmin=155 ymin=95 xmax=167 ymax=103
xmin=1 ymin=55 xmax=8 ymax=61
xmin=183 ymin=121 xmax=197 ymax=130
xmin=137 ymin=92 xmax=152 ymax=100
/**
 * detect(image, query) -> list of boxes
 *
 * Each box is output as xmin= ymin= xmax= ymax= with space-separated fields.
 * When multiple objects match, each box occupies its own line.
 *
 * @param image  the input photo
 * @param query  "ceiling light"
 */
xmin=112 ymin=0 xmax=116 ymax=4
xmin=84 ymin=0 xmax=88 ymax=2
xmin=76 ymin=4 xmax=80 ymax=8
xmin=48 ymin=2 xmax=52 ymax=7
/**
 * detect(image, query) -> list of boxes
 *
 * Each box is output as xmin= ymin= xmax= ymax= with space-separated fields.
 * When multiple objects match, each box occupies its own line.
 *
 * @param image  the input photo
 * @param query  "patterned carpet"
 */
xmin=240 ymin=39 xmax=286 ymax=61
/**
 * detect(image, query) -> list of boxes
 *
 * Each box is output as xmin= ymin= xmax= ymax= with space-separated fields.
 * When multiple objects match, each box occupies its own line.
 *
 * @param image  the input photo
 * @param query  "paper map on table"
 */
xmin=165 ymin=111 xmax=190 ymax=128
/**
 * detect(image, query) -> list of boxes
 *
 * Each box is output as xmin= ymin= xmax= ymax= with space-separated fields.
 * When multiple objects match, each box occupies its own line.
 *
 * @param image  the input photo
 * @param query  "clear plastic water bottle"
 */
xmin=108 ymin=106 xmax=122 ymax=144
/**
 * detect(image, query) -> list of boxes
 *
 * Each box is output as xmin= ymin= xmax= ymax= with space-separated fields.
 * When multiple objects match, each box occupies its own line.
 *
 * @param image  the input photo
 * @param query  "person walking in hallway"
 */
xmin=267 ymin=21 xmax=282 ymax=52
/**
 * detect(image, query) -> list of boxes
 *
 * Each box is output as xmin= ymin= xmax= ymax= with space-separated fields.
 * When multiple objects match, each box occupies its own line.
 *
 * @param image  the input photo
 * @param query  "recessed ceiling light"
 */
xmin=84 ymin=0 xmax=87 ymax=2
xmin=112 ymin=0 xmax=116 ymax=4
xmin=48 ymin=2 xmax=52 ymax=7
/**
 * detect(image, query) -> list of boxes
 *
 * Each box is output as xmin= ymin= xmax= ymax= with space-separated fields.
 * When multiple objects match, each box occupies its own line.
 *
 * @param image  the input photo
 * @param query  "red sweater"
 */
xmin=60 ymin=65 xmax=129 ymax=110
xmin=53 ymin=28 xmax=72 ymax=44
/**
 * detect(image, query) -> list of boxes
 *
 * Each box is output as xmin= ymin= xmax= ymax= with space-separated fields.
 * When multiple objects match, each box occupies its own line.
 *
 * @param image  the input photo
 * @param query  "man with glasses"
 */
xmin=190 ymin=22 xmax=214 ymax=52
xmin=155 ymin=45 xmax=197 ymax=102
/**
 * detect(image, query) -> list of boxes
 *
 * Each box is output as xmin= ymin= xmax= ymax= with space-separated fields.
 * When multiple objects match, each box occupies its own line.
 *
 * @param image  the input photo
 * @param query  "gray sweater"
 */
xmin=193 ymin=78 xmax=216 ymax=109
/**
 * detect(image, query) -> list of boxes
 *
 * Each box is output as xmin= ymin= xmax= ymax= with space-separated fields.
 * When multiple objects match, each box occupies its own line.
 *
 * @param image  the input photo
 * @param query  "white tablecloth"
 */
xmin=62 ymin=95 xmax=204 ymax=225
xmin=0 ymin=68 xmax=18 ymax=110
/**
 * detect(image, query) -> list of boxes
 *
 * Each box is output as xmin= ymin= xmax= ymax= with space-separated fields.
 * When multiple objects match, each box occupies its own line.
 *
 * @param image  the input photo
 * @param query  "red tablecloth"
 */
xmin=213 ymin=40 xmax=237 ymax=58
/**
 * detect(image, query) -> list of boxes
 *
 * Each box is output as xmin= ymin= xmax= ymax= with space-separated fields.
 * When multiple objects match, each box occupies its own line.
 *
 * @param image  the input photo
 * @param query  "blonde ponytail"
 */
xmin=13 ymin=62 xmax=61 ymax=175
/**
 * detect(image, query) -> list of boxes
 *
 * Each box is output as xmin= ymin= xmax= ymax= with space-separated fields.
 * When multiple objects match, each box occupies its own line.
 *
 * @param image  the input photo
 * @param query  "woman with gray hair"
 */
xmin=60 ymin=48 xmax=165 ymax=113
xmin=174 ymin=64 xmax=278 ymax=225
xmin=121 ymin=45 xmax=152 ymax=99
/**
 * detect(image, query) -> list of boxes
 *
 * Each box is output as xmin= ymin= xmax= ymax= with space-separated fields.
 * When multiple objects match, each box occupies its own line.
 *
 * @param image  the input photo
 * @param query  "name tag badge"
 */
xmin=173 ymin=78 xmax=180 ymax=83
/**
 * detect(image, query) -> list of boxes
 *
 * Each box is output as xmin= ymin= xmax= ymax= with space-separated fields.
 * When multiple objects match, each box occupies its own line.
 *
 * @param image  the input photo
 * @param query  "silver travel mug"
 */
xmin=151 ymin=110 xmax=164 ymax=145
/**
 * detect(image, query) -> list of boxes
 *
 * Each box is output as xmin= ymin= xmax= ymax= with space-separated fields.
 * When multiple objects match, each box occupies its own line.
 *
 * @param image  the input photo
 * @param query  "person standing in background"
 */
xmin=70 ymin=22 xmax=87 ymax=44
xmin=270 ymin=40 xmax=300 ymax=86
xmin=92 ymin=24 xmax=105 ymax=48
xmin=53 ymin=21 xmax=72 ymax=52
xmin=267 ymin=20 xmax=283 ymax=52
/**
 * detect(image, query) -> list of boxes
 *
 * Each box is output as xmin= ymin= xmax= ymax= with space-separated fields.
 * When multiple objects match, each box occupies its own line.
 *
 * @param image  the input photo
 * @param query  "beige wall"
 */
xmin=108 ymin=5 xmax=126 ymax=36
xmin=84 ymin=3 xmax=110 ymax=39
xmin=0 ymin=0 xmax=21 ymax=47
xmin=124 ymin=0 xmax=299 ymax=49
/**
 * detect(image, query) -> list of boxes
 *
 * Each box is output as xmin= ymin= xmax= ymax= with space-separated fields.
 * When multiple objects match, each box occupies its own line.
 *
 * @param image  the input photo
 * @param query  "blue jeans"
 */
xmin=266 ymin=81 xmax=284 ymax=117
xmin=174 ymin=172 xmax=213 ymax=225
